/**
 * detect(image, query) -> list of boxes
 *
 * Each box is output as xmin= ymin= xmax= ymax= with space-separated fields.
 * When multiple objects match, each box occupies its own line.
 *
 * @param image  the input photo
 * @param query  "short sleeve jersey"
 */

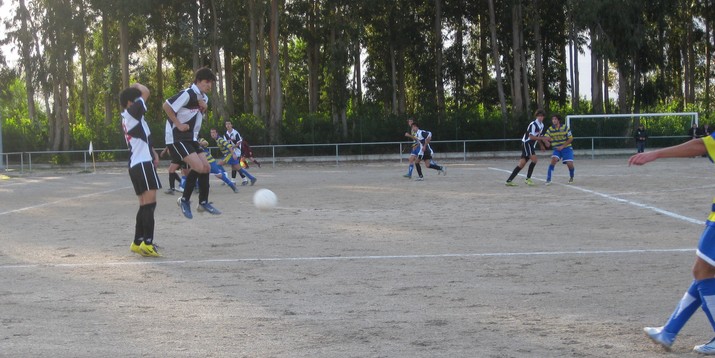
xmin=165 ymin=83 xmax=207 ymax=143
xmin=121 ymin=97 xmax=153 ymax=168
xmin=415 ymin=129 xmax=433 ymax=154
xmin=522 ymin=119 xmax=545 ymax=144
xmin=545 ymin=124 xmax=573 ymax=148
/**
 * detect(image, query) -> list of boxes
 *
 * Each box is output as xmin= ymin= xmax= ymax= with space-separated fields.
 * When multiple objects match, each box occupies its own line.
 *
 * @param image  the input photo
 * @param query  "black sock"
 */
xmin=231 ymin=170 xmax=237 ymax=179
xmin=527 ymin=162 xmax=536 ymax=178
xmin=429 ymin=163 xmax=442 ymax=170
xmin=415 ymin=163 xmax=423 ymax=177
xmin=507 ymin=166 xmax=522 ymax=182
xmin=134 ymin=207 xmax=144 ymax=245
xmin=169 ymin=172 xmax=180 ymax=189
xmin=141 ymin=202 xmax=156 ymax=245
xmin=198 ymin=173 xmax=210 ymax=203
xmin=183 ymin=170 xmax=199 ymax=200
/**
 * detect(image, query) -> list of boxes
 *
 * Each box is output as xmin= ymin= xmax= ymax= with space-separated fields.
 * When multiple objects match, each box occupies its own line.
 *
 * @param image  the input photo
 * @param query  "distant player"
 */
xmin=198 ymin=138 xmax=239 ymax=193
xmin=505 ymin=109 xmax=550 ymax=186
xmin=403 ymin=118 xmax=419 ymax=179
xmin=410 ymin=121 xmax=446 ymax=181
xmin=120 ymin=83 xmax=161 ymax=257
xmin=211 ymin=128 xmax=257 ymax=186
xmin=544 ymin=114 xmax=575 ymax=185
xmin=632 ymin=136 xmax=715 ymax=354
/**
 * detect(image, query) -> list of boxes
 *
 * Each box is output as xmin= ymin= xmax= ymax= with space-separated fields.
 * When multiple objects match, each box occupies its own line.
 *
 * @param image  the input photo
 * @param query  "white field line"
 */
xmin=0 ymin=186 xmax=131 ymax=216
xmin=0 ymin=248 xmax=695 ymax=270
xmin=489 ymin=167 xmax=705 ymax=226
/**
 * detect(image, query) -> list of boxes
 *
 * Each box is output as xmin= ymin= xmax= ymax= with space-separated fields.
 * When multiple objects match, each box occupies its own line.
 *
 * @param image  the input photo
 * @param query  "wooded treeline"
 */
xmin=0 ymin=0 xmax=714 ymax=152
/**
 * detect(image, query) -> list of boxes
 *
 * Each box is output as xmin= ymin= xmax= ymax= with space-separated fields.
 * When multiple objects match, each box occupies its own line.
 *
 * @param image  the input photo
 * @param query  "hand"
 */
xmin=198 ymin=99 xmax=207 ymax=113
xmin=218 ymin=160 xmax=224 ymax=166
xmin=177 ymin=123 xmax=189 ymax=132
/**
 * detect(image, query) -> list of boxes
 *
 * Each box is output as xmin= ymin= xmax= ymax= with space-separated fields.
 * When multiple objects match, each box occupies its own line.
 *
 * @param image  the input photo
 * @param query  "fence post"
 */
xmin=591 ymin=138 xmax=595 ymax=160
xmin=335 ymin=144 xmax=339 ymax=166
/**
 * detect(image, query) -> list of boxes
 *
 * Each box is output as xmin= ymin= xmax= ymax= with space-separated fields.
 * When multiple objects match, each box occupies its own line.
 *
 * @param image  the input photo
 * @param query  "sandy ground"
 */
xmin=0 ymin=157 xmax=714 ymax=357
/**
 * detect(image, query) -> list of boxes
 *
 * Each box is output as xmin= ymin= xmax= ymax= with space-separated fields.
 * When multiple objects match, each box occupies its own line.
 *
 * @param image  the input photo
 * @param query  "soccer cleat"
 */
xmin=415 ymin=176 xmax=424 ymax=181
xmin=525 ymin=178 xmax=535 ymax=186
xmin=694 ymin=337 xmax=715 ymax=354
xmin=568 ymin=177 xmax=574 ymax=184
xmin=164 ymin=188 xmax=175 ymax=195
xmin=197 ymin=201 xmax=221 ymax=215
xmin=505 ymin=181 xmax=518 ymax=187
xmin=544 ymin=181 xmax=551 ymax=186
xmin=644 ymin=326 xmax=675 ymax=350
xmin=250 ymin=178 xmax=257 ymax=186
xmin=230 ymin=184 xmax=239 ymax=193
xmin=130 ymin=242 xmax=143 ymax=255
xmin=403 ymin=174 xmax=412 ymax=179
xmin=440 ymin=166 xmax=447 ymax=176
xmin=177 ymin=197 xmax=193 ymax=219
xmin=242 ymin=179 xmax=249 ymax=186
xmin=139 ymin=242 xmax=160 ymax=257
xmin=176 ymin=185 xmax=184 ymax=193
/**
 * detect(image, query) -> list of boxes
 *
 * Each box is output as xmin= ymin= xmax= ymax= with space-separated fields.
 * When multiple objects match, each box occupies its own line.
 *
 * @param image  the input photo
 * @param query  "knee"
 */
xmin=693 ymin=258 xmax=715 ymax=280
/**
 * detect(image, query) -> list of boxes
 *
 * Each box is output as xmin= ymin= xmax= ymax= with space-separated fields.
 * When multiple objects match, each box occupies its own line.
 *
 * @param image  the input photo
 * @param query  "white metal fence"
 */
xmin=0 ymin=135 xmax=690 ymax=173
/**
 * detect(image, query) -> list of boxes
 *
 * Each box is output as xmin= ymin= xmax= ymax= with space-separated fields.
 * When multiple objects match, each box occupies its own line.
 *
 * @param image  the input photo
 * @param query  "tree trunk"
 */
xmin=191 ymin=1 xmax=201 ymax=70
xmin=604 ymin=59 xmax=610 ymax=113
xmin=479 ymin=13 xmax=489 ymax=95
xmin=156 ymin=32 xmax=165 ymax=122
xmin=269 ymin=0 xmax=282 ymax=144
xmin=390 ymin=43 xmax=398 ymax=115
xmin=248 ymin=0 xmax=260 ymax=117
xmin=707 ymin=13 xmax=712 ymax=113
xmin=487 ymin=0 xmax=508 ymax=129
xmin=397 ymin=48 xmax=406 ymax=114
xmin=119 ymin=20 xmax=129 ymax=89
xmin=454 ymin=14 xmax=464 ymax=109
xmin=244 ymin=60 xmax=251 ymax=113
xmin=590 ymin=28 xmax=603 ymax=114
xmin=18 ymin=0 xmax=36 ymax=124
xmin=532 ymin=0 xmax=544 ymax=111
xmin=307 ymin=0 xmax=319 ymax=114
xmin=618 ymin=64 xmax=628 ymax=113
xmin=258 ymin=12 xmax=268 ymax=121
xmin=353 ymin=37 xmax=362 ymax=107
xmin=209 ymin=0 xmax=226 ymax=123
xmin=225 ymin=49 xmax=234 ymax=116
xmin=102 ymin=13 xmax=113 ymax=126
xmin=434 ymin=0 xmax=445 ymax=120
xmin=511 ymin=1 xmax=524 ymax=114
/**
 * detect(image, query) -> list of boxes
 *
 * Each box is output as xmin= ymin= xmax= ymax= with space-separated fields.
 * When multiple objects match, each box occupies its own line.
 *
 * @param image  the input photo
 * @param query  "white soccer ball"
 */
xmin=253 ymin=188 xmax=278 ymax=209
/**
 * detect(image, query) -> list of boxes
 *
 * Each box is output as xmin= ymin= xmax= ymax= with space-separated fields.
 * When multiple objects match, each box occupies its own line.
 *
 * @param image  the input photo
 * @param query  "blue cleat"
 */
xmin=197 ymin=201 xmax=221 ymax=215
xmin=177 ymin=197 xmax=193 ymax=219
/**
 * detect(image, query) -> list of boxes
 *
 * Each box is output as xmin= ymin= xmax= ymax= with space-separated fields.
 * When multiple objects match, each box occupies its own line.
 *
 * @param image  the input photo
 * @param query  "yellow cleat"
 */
xmin=139 ymin=242 xmax=161 ymax=257
xmin=525 ymin=178 xmax=535 ymax=186
xmin=130 ymin=242 xmax=143 ymax=255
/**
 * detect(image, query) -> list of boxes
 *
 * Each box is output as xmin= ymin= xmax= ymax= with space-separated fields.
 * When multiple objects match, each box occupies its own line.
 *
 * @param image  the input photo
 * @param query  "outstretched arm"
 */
xmin=629 ymin=138 xmax=706 ymax=166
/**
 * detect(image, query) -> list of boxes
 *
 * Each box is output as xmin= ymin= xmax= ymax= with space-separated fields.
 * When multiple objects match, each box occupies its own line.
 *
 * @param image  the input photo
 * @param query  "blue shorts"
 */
xmin=209 ymin=162 xmax=226 ymax=175
xmin=227 ymin=157 xmax=241 ymax=166
xmin=410 ymin=145 xmax=420 ymax=156
xmin=551 ymin=146 xmax=574 ymax=163
xmin=697 ymin=221 xmax=715 ymax=266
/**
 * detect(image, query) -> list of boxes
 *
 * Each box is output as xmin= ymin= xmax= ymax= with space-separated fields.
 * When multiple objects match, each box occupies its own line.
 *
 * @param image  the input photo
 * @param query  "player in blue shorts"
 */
xmin=198 ymin=138 xmax=239 ymax=193
xmin=210 ymin=128 xmax=257 ymax=185
xmin=403 ymin=118 xmax=419 ymax=179
xmin=630 ymin=135 xmax=715 ymax=354
xmin=544 ymin=114 xmax=574 ymax=185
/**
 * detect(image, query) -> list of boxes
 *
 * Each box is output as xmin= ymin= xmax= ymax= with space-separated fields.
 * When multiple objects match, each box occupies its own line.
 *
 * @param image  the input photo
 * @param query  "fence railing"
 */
xmin=0 ymin=135 xmax=691 ymax=173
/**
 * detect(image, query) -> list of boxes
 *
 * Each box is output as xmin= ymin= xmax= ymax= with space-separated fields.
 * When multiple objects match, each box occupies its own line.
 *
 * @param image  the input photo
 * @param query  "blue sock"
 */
xmin=239 ymin=168 xmax=255 ymax=181
xmin=569 ymin=167 xmax=575 ymax=179
xmin=408 ymin=164 xmax=414 ymax=176
xmin=547 ymin=164 xmax=554 ymax=181
xmin=663 ymin=280 xmax=702 ymax=334
xmin=179 ymin=176 xmax=186 ymax=188
xmin=219 ymin=172 xmax=234 ymax=186
xmin=698 ymin=278 xmax=715 ymax=332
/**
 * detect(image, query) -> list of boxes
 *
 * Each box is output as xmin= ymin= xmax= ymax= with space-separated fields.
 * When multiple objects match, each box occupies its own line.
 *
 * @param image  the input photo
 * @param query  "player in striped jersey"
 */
xmin=505 ymin=109 xmax=550 ymax=186
xmin=211 ymin=128 xmax=257 ymax=185
xmin=120 ymin=83 xmax=161 ymax=257
xmin=410 ymin=121 xmax=446 ymax=181
xmin=631 ymin=136 xmax=715 ymax=354
xmin=544 ymin=114 xmax=575 ymax=185
xmin=197 ymin=138 xmax=239 ymax=193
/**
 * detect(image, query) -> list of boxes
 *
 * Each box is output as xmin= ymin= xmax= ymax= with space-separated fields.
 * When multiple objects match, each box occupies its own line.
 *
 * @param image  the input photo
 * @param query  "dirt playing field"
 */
xmin=0 ymin=156 xmax=713 ymax=357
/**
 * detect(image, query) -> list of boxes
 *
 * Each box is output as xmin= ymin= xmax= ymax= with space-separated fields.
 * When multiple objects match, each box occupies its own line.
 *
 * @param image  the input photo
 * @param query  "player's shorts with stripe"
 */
xmin=520 ymin=141 xmax=537 ymax=158
xmin=128 ymin=161 xmax=162 ymax=195
xmin=420 ymin=149 xmax=434 ymax=161
xmin=697 ymin=220 xmax=715 ymax=266
xmin=227 ymin=157 xmax=241 ymax=166
xmin=410 ymin=145 xmax=420 ymax=156
xmin=551 ymin=146 xmax=574 ymax=163
xmin=168 ymin=147 xmax=187 ymax=168
xmin=170 ymin=141 xmax=204 ymax=160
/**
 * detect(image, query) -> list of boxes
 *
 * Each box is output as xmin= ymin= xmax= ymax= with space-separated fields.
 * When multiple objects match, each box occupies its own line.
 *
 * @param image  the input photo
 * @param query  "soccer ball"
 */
xmin=253 ymin=188 xmax=278 ymax=209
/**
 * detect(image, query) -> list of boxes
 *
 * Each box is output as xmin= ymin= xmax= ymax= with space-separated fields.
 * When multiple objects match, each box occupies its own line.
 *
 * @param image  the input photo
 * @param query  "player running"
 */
xmin=210 ymin=128 xmax=257 ymax=186
xmin=410 ymin=121 xmax=446 ymax=181
xmin=198 ymin=138 xmax=239 ymax=193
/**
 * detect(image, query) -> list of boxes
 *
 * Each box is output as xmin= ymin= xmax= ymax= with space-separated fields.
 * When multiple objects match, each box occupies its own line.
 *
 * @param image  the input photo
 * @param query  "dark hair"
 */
xmin=551 ymin=114 xmax=562 ymax=122
xmin=411 ymin=121 xmax=419 ymax=127
xmin=119 ymin=87 xmax=142 ymax=109
xmin=194 ymin=67 xmax=217 ymax=83
xmin=534 ymin=109 xmax=546 ymax=117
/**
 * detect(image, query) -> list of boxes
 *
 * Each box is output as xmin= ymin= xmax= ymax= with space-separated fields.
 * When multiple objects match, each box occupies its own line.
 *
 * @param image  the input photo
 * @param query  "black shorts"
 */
xmin=168 ymin=147 xmax=187 ymax=168
xmin=420 ymin=150 xmax=433 ymax=161
xmin=170 ymin=141 xmax=204 ymax=160
xmin=520 ymin=141 xmax=537 ymax=158
xmin=129 ymin=161 xmax=162 ymax=195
